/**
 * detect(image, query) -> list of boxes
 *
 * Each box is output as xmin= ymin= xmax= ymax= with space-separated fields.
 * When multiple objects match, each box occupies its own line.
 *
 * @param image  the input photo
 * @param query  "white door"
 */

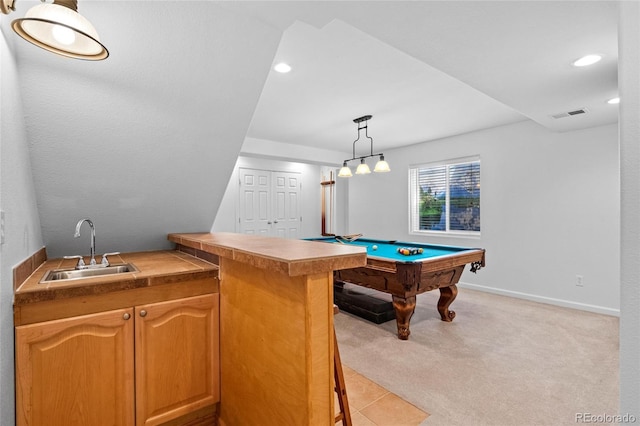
xmin=272 ymin=171 xmax=301 ymax=238
xmin=238 ymin=168 xmax=301 ymax=238
xmin=239 ymin=169 xmax=271 ymax=235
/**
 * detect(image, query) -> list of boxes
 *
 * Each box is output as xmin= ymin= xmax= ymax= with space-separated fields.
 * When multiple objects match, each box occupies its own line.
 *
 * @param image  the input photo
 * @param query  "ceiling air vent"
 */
xmin=551 ymin=108 xmax=588 ymax=119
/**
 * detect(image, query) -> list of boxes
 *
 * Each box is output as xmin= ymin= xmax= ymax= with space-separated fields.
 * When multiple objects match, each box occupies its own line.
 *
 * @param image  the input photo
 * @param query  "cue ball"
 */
xmin=372 ymin=245 xmax=378 ymax=250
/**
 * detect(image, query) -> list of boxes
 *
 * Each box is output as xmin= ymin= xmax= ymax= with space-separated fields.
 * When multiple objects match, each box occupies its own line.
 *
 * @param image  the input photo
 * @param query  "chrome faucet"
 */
xmin=66 ymin=219 xmax=120 ymax=269
xmin=74 ymin=218 xmax=96 ymax=266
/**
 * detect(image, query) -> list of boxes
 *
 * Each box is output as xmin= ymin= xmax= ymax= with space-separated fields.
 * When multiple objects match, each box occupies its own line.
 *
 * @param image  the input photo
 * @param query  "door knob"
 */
xmin=139 ymin=310 xmax=147 ymax=317
xmin=123 ymin=313 xmax=131 ymax=320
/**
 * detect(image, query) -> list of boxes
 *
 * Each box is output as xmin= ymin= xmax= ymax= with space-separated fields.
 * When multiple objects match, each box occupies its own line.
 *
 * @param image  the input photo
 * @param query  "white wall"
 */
xmin=619 ymin=0 xmax=640 ymax=417
xmin=0 ymin=24 xmax=44 ymax=426
xmin=212 ymin=154 xmax=349 ymax=238
xmin=347 ymin=120 xmax=619 ymax=315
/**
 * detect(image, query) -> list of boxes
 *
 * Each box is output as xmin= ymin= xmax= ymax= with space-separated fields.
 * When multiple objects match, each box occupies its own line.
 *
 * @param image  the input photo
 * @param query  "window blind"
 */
xmin=409 ymin=158 xmax=480 ymax=234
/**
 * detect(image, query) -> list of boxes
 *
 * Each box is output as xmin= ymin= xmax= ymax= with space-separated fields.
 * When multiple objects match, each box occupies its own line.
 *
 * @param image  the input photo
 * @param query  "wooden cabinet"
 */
xmin=15 ymin=294 xmax=219 ymax=426
xmin=135 ymin=294 xmax=219 ymax=426
xmin=15 ymin=307 xmax=135 ymax=426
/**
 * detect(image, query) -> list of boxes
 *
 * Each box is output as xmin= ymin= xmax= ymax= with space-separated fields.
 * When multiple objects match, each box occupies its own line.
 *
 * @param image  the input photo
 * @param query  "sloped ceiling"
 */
xmin=3 ymin=1 xmax=619 ymax=257
xmin=6 ymin=1 xmax=282 ymax=256
xmin=232 ymin=0 xmax=618 ymax=151
xmin=248 ymin=19 xmax=525 ymax=152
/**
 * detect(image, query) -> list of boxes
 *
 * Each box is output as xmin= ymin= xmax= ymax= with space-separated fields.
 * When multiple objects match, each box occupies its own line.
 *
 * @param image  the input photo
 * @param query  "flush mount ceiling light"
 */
xmin=1 ymin=0 xmax=108 ymax=60
xmin=338 ymin=115 xmax=390 ymax=178
xmin=274 ymin=62 xmax=292 ymax=73
xmin=607 ymin=97 xmax=620 ymax=104
xmin=572 ymin=54 xmax=602 ymax=67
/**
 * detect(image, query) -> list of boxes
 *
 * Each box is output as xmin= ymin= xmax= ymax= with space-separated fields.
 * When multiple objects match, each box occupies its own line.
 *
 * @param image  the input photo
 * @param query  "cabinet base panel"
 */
xmin=159 ymin=404 xmax=218 ymax=426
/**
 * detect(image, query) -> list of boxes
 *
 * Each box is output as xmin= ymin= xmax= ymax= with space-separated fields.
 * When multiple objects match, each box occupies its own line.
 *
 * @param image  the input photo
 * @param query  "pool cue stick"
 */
xmin=321 ymin=173 xmax=327 ymax=236
xmin=329 ymin=170 xmax=334 ymax=235
xmin=320 ymin=172 xmax=335 ymax=237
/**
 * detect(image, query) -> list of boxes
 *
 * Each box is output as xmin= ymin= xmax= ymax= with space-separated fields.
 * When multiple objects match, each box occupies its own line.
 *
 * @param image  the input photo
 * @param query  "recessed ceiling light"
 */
xmin=274 ymin=62 xmax=292 ymax=73
xmin=607 ymin=97 xmax=620 ymax=104
xmin=572 ymin=54 xmax=602 ymax=67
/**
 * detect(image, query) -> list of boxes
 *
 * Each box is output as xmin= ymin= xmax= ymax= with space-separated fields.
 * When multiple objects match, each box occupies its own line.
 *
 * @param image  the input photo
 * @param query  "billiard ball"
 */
xmin=372 ymin=245 xmax=378 ymax=250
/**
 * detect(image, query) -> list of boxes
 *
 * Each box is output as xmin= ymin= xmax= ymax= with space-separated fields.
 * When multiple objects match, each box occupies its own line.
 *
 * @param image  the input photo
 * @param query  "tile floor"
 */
xmin=336 ymin=365 xmax=429 ymax=426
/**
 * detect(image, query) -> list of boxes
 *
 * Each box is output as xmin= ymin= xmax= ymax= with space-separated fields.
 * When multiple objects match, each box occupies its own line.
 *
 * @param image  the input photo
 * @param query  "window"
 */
xmin=409 ymin=158 xmax=480 ymax=235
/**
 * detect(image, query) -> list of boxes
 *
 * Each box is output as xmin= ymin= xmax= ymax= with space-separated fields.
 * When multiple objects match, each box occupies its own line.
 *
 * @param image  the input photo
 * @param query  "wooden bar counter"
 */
xmin=168 ymin=233 xmax=367 ymax=426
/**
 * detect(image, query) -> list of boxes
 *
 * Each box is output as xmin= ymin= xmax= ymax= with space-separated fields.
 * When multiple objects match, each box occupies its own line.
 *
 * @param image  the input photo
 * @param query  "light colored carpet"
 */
xmin=334 ymin=287 xmax=619 ymax=426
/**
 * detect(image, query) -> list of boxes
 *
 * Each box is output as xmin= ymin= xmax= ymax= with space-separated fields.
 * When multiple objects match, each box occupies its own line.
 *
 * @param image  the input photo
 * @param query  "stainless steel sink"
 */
xmin=40 ymin=263 xmax=139 ymax=284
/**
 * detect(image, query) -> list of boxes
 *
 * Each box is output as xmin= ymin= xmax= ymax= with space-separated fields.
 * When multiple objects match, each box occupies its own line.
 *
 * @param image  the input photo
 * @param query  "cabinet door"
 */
xmin=135 ymin=293 xmax=219 ymax=426
xmin=15 ymin=308 xmax=135 ymax=426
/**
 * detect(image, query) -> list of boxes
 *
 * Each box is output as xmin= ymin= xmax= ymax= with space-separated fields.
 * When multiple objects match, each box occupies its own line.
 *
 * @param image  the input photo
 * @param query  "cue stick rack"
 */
xmin=321 ymin=171 xmax=336 ymax=236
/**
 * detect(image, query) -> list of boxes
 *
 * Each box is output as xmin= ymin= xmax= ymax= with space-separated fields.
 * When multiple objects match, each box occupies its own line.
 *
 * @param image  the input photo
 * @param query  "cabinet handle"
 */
xmin=139 ymin=310 xmax=147 ymax=317
xmin=123 ymin=313 xmax=131 ymax=320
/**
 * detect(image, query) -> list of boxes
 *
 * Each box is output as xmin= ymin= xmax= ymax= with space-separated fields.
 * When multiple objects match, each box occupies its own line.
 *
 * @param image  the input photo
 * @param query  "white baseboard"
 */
xmin=458 ymin=282 xmax=620 ymax=317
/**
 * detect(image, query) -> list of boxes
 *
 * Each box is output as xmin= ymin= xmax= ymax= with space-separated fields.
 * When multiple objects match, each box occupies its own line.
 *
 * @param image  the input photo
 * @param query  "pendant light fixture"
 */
xmin=2 ymin=0 xmax=108 ymax=60
xmin=338 ymin=115 xmax=390 ymax=178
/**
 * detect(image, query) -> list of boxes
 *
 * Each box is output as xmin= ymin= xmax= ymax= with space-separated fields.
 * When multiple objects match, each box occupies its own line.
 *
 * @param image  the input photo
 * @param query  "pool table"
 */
xmin=307 ymin=237 xmax=485 ymax=340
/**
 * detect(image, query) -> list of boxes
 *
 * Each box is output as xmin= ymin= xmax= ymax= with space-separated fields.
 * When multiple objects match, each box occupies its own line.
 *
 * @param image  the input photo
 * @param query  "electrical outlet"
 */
xmin=576 ymin=275 xmax=584 ymax=287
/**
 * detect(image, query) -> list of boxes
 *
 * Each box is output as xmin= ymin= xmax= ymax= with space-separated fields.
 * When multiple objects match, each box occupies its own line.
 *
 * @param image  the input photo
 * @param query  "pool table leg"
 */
xmin=437 ymin=285 xmax=458 ymax=322
xmin=391 ymin=295 xmax=416 ymax=340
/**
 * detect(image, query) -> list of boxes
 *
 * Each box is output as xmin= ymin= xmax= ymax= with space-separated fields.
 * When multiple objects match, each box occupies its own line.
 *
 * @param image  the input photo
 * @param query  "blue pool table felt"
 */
xmin=309 ymin=237 xmax=474 ymax=263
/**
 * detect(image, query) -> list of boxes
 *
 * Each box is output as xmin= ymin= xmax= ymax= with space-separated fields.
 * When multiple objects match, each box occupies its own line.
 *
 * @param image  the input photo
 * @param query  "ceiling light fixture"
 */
xmin=607 ymin=97 xmax=620 ymax=104
xmin=338 ymin=115 xmax=390 ymax=178
xmin=274 ymin=62 xmax=292 ymax=73
xmin=572 ymin=54 xmax=602 ymax=67
xmin=1 ymin=0 xmax=108 ymax=60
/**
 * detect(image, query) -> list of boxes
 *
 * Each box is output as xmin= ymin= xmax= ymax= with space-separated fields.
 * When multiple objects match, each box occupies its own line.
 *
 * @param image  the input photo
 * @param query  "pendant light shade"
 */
xmin=338 ymin=161 xmax=353 ymax=178
xmin=374 ymin=155 xmax=391 ymax=173
xmin=355 ymin=158 xmax=371 ymax=175
xmin=11 ymin=0 xmax=108 ymax=60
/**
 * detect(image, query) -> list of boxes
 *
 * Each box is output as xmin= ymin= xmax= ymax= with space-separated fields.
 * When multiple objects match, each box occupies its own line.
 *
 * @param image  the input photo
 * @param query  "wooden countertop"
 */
xmin=168 ymin=232 xmax=367 ymax=277
xmin=14 ymin=250 xmax=218 ymax=306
